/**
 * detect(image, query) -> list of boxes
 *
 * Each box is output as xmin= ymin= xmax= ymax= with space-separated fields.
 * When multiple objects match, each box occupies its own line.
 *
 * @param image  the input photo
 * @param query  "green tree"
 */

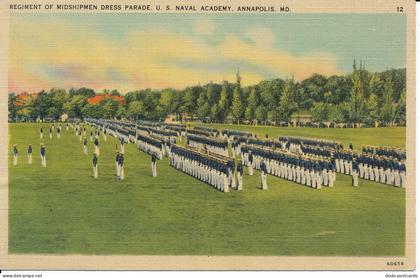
xmin=101 ymin=99 xmax=120 ymax=119
xmin=277 ymin=78 xmax=297 ymax=123
xmin=218 ymin=81 xmax=230 ymax=122
xmin=197 ymin=89 xmax=210 ymax=121
xmin=210 ymin=103 xmax=221 ymax=122
xmin=231 ymin=71 xmax=244 ymax=123
xmin=70 ymin=87 xmax=95 ymax=98
xmin=64 ymin=95 xmax=88 ymax=119
xmin=394 ymin=90 xmax=406 ymax=125
xmin=255 ymin=105 xmax=268 ymax=123
xmin=183 ymin=88 xmax=197 ymax=121
xmin=329 ymin=104 xmax=347 ymax=124
xmin=116 ymin=105 xmax=126 ymax=119
xmin=245 ymin=88 xmax=259 ymax=123
xmin=258 ymin=79 xmax=283 ymax=123
xmin=366 ymin=94 xmax=379 ymax=126
xmin=128 ymin=100 xmax=144 ymax=120
xmin=368 ymin=72 xmax=383 ymax=99
xmin=349 ymin=61 xmax=368 ymax=125
xmin=310 ymin=103 xmax=330 ymax=123
xmin=8 ymin=93 xmax=18 ymax=121
xmin=379 ymin=73 xmax=395 ymax=126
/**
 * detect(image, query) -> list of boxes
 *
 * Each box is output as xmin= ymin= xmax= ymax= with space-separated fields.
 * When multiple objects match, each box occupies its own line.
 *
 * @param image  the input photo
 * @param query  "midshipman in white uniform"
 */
xmin=115 ymin=151 xmax=120 ymax=178
xmin=236 ymin=163 xmax=243 ymax=190
xmin=151 ymin=154 xmax=157 ymax=177
xmin=27 ymin=144 xmax=32 ymax=164
xmin=352 ymin=160 xmax=359 ymax=187
xmin=92 ymin=153 xmax=98 ymax=178
xmin=13 ymin=144 xmax=18 ymax=166
xmin=260 ymin=161 xmax=268 ymax=190
xmin=118 ymin=153 xmax=125 ymax=180
xmin=40 ymin=144 xmax=47 ymax=167
xmin=83 ymin=138 xmax=88 ymax=155
xmin=94 ymin=138 xmax=100 ymax=156
xmin=248 ymin=151 xmax=254 ymax=176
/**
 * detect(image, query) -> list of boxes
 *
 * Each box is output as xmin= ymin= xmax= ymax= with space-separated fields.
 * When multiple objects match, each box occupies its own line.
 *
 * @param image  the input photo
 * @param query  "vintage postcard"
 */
xmin=0 ymin=0 xmax=415 ymax=271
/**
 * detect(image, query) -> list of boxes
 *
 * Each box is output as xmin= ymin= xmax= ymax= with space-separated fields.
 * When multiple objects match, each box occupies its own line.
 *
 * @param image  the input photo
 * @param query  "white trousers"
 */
xmin=261 ymin=172 xmax=267 ymax=190
xmin=93 ymin=165 xmax=98 ymax=178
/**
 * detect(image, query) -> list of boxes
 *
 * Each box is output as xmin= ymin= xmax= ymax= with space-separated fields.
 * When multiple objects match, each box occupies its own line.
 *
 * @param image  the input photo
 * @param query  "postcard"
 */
xmin=0 ymin=0 xmax=415 ymax=270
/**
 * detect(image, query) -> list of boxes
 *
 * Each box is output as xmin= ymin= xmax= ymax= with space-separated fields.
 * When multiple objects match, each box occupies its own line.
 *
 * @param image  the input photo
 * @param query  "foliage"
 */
xmin=8 ymin=63 xmax=406 ymax=126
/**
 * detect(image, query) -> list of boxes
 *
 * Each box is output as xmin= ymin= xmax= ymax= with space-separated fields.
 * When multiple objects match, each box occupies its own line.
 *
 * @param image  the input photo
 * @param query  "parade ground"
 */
xmin=8 ymin=123 xmax=406 ymax=256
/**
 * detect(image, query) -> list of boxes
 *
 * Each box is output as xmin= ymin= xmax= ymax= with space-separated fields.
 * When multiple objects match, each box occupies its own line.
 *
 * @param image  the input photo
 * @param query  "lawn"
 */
xmin=8 ymin=123 xmax=405 ymax=256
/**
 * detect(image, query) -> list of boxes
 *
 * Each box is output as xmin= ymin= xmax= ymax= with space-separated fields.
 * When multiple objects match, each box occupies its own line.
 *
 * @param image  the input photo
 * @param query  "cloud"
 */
xmin=9 ymin=18 xmax=341 ymax=93
xmin=193 ymin=19 xmax=216 ymax=36
xmin=217 ymin=36 xmax=341 ymax=80
xmin=244 ymin=28 xmax=275 ymax=48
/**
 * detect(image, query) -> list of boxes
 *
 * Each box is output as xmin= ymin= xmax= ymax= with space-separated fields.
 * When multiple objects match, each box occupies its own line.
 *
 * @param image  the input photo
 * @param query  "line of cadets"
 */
xmin=13 ymin=120 xmax=407 ymax=192
xmin=169 ymin=145 xmax=242 ymax=192
xmin=241 ymin=145 xmax=336 ymax=189
xmin=186 ymin=134 xmax=229 ymax=157
xmin=278 ymin=136 xmax=406 ymax=188
xmin=87 ymin=118 xmax=160 ymax=179
xmin=12 ymin=123 xmax=61 ymax=167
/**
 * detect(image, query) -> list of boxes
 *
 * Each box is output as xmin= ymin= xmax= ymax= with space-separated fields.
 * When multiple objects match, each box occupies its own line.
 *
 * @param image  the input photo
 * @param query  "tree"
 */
xmin=231 ymin=71 xmax=244 ymax=123
xmin=128 ymin=100 xmax=144 ymax=120
xmin=101 ymin=99 xmax=120 ymax=119
xmin=64 ymin=95 xmax=88 ymax=119
xmin=379 ymin=73 xmax=395 ymax=126
xmin=277 ymin=78 xmax=297 ymax=123
xmin=110 ymin=89 xmax=121 ymax=96
xmin=197 ymin=89 xmax=210 ymax=121
xmin=245 ymin=88 xmax=259 ymax=123
xmin=366 ymin=94 xmax=379 ymax=126
xmin=210 ymin=103 xmax=221 ymax=122
xmin=255 ymin=105 xmax=268 ymax=123
xmin=8 ymin=93 xmax=18 ymax=121
xmin=71 ymin=87 xmax=95 ymax=98
xmin=394 ymin=90 xmax=406 ymax=125
xmin=218 ymin=81 xmax=230 ymax=122
xmin=32 ymin=90 xmax=53 ymax=120
xmin=368 ymin=72 xmax=383 ymax=99
xmin=116 ymin=105 xmax=126 ymax=119
xmin=206 ymin=82 xmax=219 ymax=107
xmin=310 ymin=103 xmax=330 ymax=123
xmin=324 ymin=75 xmax=352 ymax=104
xmin=329 ymin=104 xmax=347 ymax=124
xmin=81 ymin=103 xmax=102 ymax=118
xmin=348 ymin=61 xmax=368 ymax=125
xmin=258 ymin=79 xmax=283 ymax=123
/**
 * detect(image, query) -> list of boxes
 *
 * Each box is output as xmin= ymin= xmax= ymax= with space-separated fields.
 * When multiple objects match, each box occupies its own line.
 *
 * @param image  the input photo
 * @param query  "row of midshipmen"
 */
xmin=241 ymin=145 xmax=336 ymax=189
xmin=186 ymin=134 xmax=229 ymax=157
xmin=333 ymin=151 xmax=406 ymax=187
xmin=12 ymin=144 xmax=47 ymax=167
xmin=169 ymin=145 xmax=243 ymax=192
xmin=362 ymin=145 xmax=406 ymax=161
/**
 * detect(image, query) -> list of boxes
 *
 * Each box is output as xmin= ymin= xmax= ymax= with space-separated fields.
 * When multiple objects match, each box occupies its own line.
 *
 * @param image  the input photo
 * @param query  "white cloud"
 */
xmin=193 ymin=19 xmax=216 ymax=36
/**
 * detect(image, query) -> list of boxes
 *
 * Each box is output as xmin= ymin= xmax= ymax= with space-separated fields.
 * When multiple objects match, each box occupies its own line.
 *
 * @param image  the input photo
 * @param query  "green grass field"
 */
xmin=9 ymin=123 xmax=405 ymax=256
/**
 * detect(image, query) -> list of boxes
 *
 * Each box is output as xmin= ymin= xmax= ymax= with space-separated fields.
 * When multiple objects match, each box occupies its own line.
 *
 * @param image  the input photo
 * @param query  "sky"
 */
xmin=9 ymin=13 xmax=406 ymax=93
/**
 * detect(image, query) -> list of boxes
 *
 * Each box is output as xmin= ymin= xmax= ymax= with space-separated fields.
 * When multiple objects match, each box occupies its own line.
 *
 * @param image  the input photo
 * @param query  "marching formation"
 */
xmin=170 ymin=145 xmax=235 ymax=192
xmin=11 ymin=118 xmax=407 ymax=193
xmin=241 ymin=145 xmax=336 ymax=189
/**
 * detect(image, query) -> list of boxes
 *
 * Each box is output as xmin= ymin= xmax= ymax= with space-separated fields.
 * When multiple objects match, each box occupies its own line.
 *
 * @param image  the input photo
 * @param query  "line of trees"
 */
xmin=9 ymin=61 xmax=406 ymax=127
